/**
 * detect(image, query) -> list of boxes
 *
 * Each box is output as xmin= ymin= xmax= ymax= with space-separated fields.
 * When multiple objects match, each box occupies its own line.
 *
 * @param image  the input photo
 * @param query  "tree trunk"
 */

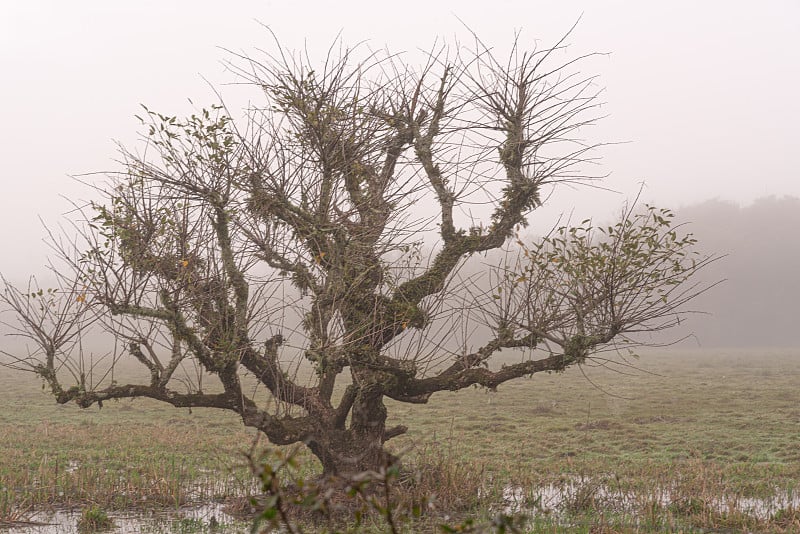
xmin=308 ymin=386 xmax=396 ymax=478
xmin=308 ymin=433 xmax=395 ymax=478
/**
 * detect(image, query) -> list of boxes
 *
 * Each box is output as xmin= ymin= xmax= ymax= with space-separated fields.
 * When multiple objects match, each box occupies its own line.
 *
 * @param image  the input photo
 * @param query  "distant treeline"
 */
xmin=673 ymin=196 xmax=800 ymax=348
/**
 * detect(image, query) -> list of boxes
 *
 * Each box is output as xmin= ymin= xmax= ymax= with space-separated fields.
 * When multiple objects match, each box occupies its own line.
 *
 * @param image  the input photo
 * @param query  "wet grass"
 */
xmin=389 ymin=348 xmax=800 ymax=487
xmin=76 ymin=505 xmax=112 ymax=532
xmin=0 ymin=364 xmax=263 ymax=532
xmin=1 ymin=348 xmax=799 ymax=532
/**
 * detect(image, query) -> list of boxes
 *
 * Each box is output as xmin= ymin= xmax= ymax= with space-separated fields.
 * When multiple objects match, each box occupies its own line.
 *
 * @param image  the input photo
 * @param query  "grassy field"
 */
xmin=1 ymin=348 xmax=799 ymax=532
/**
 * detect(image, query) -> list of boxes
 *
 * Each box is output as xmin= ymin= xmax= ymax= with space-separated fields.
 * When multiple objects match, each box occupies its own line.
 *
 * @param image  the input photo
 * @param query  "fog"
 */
xmin=1 ymin=2 xmax=798 ymax=350
xmin=673 ymin=196 xmax=800 ymax=348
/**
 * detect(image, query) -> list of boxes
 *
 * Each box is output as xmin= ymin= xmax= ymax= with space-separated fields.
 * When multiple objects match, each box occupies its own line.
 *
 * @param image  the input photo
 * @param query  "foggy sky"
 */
xmin=1 ymin=0 xmax=799 ymax=281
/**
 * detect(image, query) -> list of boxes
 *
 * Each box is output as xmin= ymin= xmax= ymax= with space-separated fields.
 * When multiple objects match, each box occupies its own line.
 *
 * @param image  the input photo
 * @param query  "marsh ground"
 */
xmin=1 ymin=348 xmax=799 ymax=532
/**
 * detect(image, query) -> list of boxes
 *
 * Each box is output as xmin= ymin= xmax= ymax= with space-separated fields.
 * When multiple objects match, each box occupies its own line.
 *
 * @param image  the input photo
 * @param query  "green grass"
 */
xmin=1 ymin=348 xmax=799 ymax=532
xmin=76 ymin=505 xmax=113 ymax=532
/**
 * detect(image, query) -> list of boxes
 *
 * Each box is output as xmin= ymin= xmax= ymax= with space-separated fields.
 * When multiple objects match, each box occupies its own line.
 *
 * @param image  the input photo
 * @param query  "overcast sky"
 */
xmin=1 ymin=1 xmax=798 ymax=279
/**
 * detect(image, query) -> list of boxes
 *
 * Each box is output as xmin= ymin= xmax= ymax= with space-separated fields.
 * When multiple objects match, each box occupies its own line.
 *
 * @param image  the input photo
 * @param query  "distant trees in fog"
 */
xmin=674 ymin=196 xmax=800 ymax=347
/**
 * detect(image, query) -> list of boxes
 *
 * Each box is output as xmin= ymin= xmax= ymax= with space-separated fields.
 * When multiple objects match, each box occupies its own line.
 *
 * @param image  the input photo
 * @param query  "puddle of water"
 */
xmin=3 ymin=502 xmax=249 ymax=534
xmin=501 ymin=480 xmax=800 ymax=521
xmin=501 ymin=478 xmax=670 ymax=515
xmin=8 ymin=479 xmax=797 ymax=531
xmin=718 ymin=493 xmax=800 ymax=520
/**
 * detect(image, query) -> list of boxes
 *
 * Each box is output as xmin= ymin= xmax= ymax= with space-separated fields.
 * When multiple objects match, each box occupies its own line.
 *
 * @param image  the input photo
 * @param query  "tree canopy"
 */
xmin=1 ymin=34 xmax=714 ymax=476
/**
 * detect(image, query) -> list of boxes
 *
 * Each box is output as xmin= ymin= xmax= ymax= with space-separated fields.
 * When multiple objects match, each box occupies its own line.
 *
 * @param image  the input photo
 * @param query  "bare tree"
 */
xmin=1 ymin=34 xmax=714 ymax=477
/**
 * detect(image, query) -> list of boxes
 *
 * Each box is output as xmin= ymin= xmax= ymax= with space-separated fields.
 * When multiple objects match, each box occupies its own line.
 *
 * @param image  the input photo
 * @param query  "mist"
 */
xmin=2 ymin=2 xmax=799 ymax=355
xmin=672 ymin=196 xmax=800 ymax=348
